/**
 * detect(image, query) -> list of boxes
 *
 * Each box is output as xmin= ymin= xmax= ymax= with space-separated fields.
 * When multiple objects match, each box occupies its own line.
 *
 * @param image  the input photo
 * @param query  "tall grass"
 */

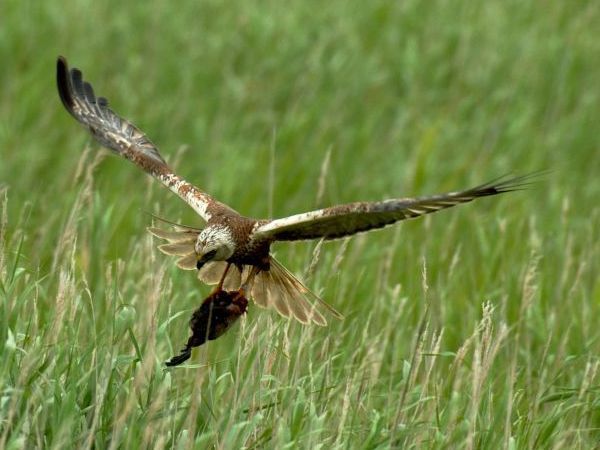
xmin=1 ymin=0 xmax=599 ymax=448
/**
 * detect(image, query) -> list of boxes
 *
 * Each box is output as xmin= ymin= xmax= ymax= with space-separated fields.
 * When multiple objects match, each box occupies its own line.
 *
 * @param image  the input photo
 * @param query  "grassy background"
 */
xmin=1 ymin=0 xmax=599 ymax=448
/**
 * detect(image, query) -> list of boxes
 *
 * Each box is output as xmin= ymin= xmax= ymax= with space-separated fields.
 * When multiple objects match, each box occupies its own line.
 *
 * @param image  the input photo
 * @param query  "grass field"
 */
xmin=1 ymin=0 xmax=599 ymax=448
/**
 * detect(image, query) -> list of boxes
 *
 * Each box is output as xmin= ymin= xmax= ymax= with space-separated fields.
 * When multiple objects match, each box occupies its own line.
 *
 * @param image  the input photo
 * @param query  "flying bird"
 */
xmin=57 ymin=56 xmax=535 ymax=326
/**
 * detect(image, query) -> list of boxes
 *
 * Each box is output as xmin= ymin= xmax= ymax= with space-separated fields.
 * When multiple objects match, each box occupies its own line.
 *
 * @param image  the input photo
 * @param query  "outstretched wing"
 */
xmin=57 ymin=56 xmax=237 ymax=222
xmin=253 ymin=174 xmax=538 ymax=241
xmin=148 ymin=226 xmax=200 ymax=270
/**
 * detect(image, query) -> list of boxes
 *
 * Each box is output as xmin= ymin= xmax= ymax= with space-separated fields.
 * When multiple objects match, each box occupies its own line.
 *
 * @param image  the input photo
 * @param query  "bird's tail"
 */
xmin=250 ymin=257 xmax=344 ymax=326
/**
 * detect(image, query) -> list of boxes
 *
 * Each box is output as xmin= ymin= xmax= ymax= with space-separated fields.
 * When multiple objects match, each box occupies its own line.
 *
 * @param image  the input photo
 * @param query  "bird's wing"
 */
xmin=57 ymin=56 xmax=237 ymax=222
xmin=148 ymin=226 xmax=200 ymax=270
xmin=253 ymin=174 xmax=537 ymax=241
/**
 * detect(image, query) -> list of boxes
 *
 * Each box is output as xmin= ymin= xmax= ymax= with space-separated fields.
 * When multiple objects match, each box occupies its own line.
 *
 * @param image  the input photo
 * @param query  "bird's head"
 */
xmin=195 ymin=226 xmax=235 ymax=269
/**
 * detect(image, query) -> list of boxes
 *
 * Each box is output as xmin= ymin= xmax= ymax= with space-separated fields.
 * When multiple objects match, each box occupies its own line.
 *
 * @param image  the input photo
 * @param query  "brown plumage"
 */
xmin=166 ymin=290 xmax=248 ymax=367
xmin=57 ymin=56 xmax=538 ymax=345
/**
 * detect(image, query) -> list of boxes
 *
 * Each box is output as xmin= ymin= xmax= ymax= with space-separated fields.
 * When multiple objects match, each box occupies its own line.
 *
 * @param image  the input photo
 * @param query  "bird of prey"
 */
xmin=57 ymin=56 xmax=535 ymax=326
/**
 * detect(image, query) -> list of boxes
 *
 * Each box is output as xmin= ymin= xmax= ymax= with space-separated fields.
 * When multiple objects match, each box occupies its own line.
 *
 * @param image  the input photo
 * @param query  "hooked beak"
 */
xmin=196 ymin=255 xmax=210 ymax=270
xmin=196 ymin=250 xmax=217 ymax=270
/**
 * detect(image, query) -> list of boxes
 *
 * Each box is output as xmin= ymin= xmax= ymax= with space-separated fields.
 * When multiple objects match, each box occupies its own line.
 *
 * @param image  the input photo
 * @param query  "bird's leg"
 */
xmin=237 ymin=265 xmax=260 ymax=297
xmin=212 ymin=263 xmax=231 ymax=293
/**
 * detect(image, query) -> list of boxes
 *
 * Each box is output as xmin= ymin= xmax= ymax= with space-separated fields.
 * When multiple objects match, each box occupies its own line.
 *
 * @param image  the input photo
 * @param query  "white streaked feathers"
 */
xmin=251 ymin=174 xmax=536 ymax=242
xmin=57 ymin=57 xmax=220 ymax=223
xmin=157 ymin=173 xmax=212 ymax=221
xmin=196 ymin=226 xmax=236 ymax=261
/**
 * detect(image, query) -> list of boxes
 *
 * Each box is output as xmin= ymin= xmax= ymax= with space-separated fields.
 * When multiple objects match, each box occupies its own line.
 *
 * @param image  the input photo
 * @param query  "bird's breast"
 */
xmin=229 ymin=238 xmax=271 ymax=269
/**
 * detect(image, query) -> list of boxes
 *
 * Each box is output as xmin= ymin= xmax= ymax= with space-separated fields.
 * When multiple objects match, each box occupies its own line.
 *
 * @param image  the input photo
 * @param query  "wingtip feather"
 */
xmin=83 ymin=81 xmax=96 ymax=103
xmin=465 ymin=170 xmax=548 ymax=198
xmin=56 ymin=56 xmax=76 ymax=115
